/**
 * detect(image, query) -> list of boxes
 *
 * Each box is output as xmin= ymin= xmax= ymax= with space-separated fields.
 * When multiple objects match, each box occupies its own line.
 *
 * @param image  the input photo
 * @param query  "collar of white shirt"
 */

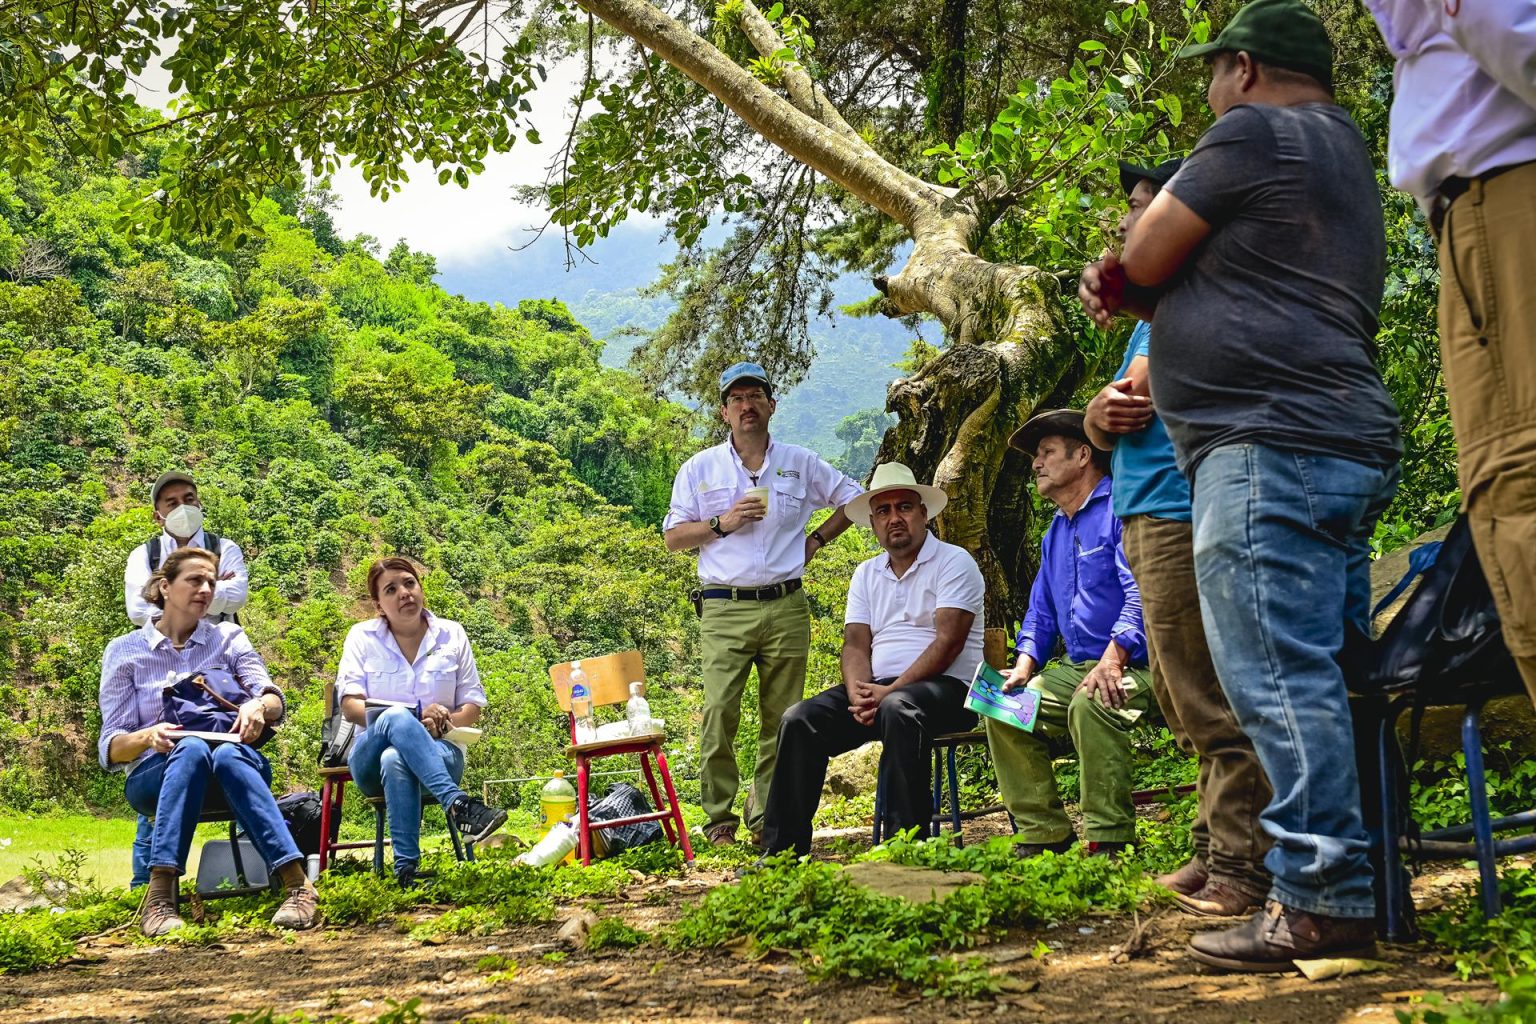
xmin=142 ymin=616 xmax=215 ymax=651
xmin=159 ymin=528 xmax=215 ymax=550
xmin=727 ymin=436 xmax=774 ymax=478
xmin=366 ymin=609 xmax=449 ymax=654
xmin=878 ymin=531 xmax=941 ymax=581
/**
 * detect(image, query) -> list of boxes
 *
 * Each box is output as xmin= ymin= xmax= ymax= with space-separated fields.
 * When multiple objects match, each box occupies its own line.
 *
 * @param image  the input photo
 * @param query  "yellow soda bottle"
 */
xmin=539 ymin=772 xmax=578 ymax=864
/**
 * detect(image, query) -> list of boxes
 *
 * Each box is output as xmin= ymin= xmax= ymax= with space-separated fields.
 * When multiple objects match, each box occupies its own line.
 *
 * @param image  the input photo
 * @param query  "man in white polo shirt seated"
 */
xmin=758 ymin=463 xmax=985 ymax=857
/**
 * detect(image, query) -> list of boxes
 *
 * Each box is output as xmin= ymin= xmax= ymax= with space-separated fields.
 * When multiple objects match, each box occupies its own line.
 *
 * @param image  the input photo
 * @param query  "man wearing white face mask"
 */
xmin=124 ymin=471 xmax=249 ymax=628
xmin=122 ymin=470 xmax=253 ymax=889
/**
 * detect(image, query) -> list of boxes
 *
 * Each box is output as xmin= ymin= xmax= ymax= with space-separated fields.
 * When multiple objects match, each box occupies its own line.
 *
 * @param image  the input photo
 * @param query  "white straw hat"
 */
xmin=845 ymin=462 xmax=948 ymax=527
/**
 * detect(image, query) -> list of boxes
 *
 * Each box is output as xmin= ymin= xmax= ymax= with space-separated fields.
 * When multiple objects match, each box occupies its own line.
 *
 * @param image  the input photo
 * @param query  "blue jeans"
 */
xmin=131 ymin=815 xmax=152 ymax=888
xmin=1192 ymin=444 xmax=1399 ymax=918
xmin=347 ymin=706 xmax=466 ymax=870
xmin=123 ymin=738 xmax=302 ymax=875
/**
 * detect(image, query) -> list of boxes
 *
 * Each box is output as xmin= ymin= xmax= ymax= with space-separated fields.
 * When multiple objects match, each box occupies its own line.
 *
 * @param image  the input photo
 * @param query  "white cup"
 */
xmin=745 ymin=485 xmax=770 ymax=511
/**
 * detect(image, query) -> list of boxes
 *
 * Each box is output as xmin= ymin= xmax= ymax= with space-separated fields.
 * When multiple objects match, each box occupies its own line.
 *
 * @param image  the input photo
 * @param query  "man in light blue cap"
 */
xmin=664 ymin=361 xmax=863 ymax=846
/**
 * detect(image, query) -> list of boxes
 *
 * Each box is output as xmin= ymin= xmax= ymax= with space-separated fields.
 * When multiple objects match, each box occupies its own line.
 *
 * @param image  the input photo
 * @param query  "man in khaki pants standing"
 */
xmin=1363 ymin=0 xmax=1536 ymax=705
xmin=1085 ymin=157 xmax=1273 ymax=916
xmin=664 ymin=362 xmax=862 ymax=846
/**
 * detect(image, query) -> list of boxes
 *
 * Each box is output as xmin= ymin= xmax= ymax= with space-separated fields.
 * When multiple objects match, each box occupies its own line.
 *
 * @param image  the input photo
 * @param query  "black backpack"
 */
xmin=318 ymin=708 xmax=358 ymax=769
xmin=1358 ymin=516 xmax=1519 ymax=699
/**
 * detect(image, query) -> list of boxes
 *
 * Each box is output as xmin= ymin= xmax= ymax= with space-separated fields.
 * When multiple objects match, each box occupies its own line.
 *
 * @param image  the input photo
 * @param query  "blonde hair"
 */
xmin=141 ymin=547 xmax=219 ymax=609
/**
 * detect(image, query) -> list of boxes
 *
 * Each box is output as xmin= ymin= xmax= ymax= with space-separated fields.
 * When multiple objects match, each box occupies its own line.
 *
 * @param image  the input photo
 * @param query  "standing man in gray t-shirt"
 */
xmin=1079 ymin=0 xmax=1401 ymax=973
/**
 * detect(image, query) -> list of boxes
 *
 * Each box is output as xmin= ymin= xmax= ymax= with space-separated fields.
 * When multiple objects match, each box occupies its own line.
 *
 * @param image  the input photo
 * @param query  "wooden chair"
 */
xmin=315 ymin=680 xmax=474 ymax=874
xmin=549 ymin=651 xmax=693 ymax=866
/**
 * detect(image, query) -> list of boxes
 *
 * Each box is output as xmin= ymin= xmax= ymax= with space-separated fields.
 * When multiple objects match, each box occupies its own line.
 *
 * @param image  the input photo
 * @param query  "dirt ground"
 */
xmin=0 ymin=835 xmax=1502 ymax=1024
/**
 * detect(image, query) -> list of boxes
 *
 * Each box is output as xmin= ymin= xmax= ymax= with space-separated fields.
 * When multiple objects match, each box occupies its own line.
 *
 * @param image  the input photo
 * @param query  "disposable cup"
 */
xmin=745 ymin=485 xmax=770 ymax=511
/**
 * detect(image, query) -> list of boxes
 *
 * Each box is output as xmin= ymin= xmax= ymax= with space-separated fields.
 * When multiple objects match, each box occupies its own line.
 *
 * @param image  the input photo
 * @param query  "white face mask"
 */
xmin=163 ymin=503 xmax=204 ymax=539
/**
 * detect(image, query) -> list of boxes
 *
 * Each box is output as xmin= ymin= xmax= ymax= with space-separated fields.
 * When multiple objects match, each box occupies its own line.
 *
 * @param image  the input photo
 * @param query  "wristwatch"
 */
xmin=810 ymin=529 xmax=827 ymax=548
xmin=709 ymin=516 xmax=728 ymax=537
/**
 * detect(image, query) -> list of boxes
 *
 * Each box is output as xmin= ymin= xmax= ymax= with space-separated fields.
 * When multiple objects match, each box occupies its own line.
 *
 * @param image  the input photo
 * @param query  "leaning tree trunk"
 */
xmin=573 ymin=0 xmax=1088 ymax=613
xmin=876 ymin=297 xmax=1088 ymax=627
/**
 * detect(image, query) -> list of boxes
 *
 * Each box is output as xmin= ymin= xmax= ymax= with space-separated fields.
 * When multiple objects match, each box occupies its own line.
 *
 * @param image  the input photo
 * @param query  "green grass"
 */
xmin=0 ymin=813 xmax=228 ymax=892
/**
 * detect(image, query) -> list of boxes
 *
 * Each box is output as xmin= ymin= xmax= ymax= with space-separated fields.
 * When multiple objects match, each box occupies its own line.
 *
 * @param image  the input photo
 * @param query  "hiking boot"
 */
xmin=1156 ymin=857 xmax=1209 ymax=896
xmin=1012 ymin=837 xmax=1075 ymax=859
xmin=1175 ymin=879 xmax=1265 ymax=918
xmin=140 ymin=868 xmax=185 ymax=938
xmin=705 ymin=822 xmax=739 ymax=846
xmin=271 ymin=882 xmax=320 ymax=930
xmin=1086 ymin=841 xmax=1130 ymax=859
xmin=448 ymin=795 xmax=508 ymax=844
xmin=1189 ymin=900 xmax=1377 ymax=972
xmin=395 ymin=862 xmax=419 ymax=889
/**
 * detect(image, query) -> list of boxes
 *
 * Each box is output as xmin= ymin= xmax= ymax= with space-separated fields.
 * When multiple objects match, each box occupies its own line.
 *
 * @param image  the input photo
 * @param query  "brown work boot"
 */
xmin=271 ymin=862 xmax=320 ymax=930
xmin=1156 ymin=857 xmax=1209 ymax=896
xmin=1174 ymin=879 xmax=1265 ymax=918
xmin=1012 ymin=837 xmax=1075 ymax=860
xmin=1189 ymin=900 xmax=1377 ymax=972
xmin=271 ymin=884 xmax=319 ymax=930
xmin=140 ymin=867 xmax=185 ymax=938
xmin=705 ymin=822 xmax=739 ymax=847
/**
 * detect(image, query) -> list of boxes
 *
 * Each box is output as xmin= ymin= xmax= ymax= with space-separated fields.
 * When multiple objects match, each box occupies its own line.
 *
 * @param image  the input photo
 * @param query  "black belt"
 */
xmin=1432 ymin=161 xmax=1530 ymax=235
xmin=693 ymin=578 xmax=803 ymax=602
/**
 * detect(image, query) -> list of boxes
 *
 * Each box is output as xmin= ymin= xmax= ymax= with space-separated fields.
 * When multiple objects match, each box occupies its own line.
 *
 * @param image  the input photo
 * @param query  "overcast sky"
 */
xmin=129 ymin=48 xmax=620 ymax=271
xmin=326 ymin=56 xmax=603 ymax=268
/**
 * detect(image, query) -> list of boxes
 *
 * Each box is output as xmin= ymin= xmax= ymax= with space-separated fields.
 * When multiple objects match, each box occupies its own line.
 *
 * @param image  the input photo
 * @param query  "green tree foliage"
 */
xmin=0 ymin=144 xmax=838 ymax=813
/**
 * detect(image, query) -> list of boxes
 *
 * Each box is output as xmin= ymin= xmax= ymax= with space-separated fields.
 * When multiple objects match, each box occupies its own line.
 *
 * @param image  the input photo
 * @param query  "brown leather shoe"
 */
xmin=1174 ymin=879 xmax=1265 ymax=918
xmin=1189 ymin=900 xmax=1377 ymax=972
xmin=1156 ymin=857 xmax=1209 ymax=896
xmin=140 ymin=868 xmax=185 ymax=938
xmin=705 ymin=822 xmax=739 ymax=846
xmin=271 ymin=883 xmax=320 ymax=930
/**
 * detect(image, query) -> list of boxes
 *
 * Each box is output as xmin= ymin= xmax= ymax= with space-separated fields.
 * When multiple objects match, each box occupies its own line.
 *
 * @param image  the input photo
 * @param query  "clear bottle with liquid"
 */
xmin=569 ymin=661 xmax=596 ymax=744
xmin=625 ymin=681 xmax=653 ymax=735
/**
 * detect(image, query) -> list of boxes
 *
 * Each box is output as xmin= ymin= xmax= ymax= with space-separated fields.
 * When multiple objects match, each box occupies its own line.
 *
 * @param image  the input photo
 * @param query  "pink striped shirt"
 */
xmin=97 ymin=618 xmax=280 ymax=775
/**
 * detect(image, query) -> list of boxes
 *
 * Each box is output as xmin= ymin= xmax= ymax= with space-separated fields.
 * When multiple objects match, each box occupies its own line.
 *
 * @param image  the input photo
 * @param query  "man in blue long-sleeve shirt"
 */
xmin=987 ymin=409 xmax=1154 ymax=859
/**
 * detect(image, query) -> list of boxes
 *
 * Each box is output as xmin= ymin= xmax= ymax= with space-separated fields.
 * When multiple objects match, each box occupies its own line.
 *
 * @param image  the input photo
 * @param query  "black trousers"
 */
xmin=761 ymin=676 xmax=976 ymax=855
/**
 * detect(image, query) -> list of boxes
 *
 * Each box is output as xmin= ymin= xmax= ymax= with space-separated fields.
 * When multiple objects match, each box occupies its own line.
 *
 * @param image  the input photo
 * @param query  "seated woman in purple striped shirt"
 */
xmin=97 ymin=547 xmax=317 ymax=938
xmin=334 ymin=557 xmax=507 ymax=887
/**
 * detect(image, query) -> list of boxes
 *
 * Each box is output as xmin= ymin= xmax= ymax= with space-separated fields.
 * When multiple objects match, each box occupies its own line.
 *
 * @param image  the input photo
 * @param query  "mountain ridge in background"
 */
xmin=437 ymin=222 xmax=915 ymax=459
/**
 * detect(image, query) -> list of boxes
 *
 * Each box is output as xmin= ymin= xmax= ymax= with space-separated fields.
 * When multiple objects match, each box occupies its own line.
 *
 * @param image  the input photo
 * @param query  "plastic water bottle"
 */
xmin=539 ymin=772 xmax=578 ymax=865
xmin=569 ymin=661 xmax=596 ymax=744
xmin=625 ymin=681 xmax=653 ymax=735
xmin=515 ymin=820 xmax=578 ymax=867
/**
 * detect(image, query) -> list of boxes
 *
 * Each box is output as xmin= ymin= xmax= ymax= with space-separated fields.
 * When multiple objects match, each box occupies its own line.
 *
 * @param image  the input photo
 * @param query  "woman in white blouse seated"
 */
xmin=337 ymin=557 xmax=508 ymax=885
xmin=98 ymin=547 xmax=317 ymax=937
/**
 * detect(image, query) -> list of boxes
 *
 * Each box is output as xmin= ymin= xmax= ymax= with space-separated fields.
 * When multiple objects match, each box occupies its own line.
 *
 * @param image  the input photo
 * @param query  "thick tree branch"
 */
xmin=572 ymin=0 xmax=936 ymax=226
xmin=733 ymin=0 xmax=865 ymax=149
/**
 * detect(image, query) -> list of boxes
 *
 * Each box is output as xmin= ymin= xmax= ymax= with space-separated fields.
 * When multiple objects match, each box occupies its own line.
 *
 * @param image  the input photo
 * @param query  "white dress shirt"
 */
xmin=98 ymin=618 xmax=279 ymax=775
xmin=125 ymin=529 xmax=249 ymax=626
xmin=335 ymin=612 xmax=488 ymax=749
xmin=664 ymin=438 xmax=862 ymax=587
xmin=844 ymin=534 xmax=986 ymax=682
xmin=1365 ymin=0 xmax=1536 ymax=206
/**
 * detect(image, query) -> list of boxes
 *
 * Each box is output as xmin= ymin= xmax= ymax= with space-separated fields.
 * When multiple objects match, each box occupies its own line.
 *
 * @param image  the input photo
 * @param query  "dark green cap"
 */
xmin=1178 ymin=0 xmax=1333 ymax=91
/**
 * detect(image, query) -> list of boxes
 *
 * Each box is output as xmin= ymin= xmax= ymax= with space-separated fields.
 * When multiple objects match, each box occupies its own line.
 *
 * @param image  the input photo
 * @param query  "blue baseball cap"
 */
xmin=718 ymin=361 xmax=773 ymax=401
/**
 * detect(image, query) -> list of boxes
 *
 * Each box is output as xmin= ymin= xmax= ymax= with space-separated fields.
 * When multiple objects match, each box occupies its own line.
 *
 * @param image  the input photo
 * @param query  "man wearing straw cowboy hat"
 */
xmin=989 ymin=409 xmax=1153 ymax=860
xmin=758 ymin=462 xmax=985 ymax=856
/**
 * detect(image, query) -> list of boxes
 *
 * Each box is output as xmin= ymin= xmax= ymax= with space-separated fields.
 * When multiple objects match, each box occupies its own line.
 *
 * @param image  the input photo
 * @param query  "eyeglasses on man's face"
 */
xmin=725 ymin=390 xmax=769 ymax=407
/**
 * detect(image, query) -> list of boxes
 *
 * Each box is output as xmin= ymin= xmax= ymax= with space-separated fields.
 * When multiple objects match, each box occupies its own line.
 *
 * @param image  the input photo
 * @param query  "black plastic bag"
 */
xmin=588 ymin=783 xmax=663 ymax=855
